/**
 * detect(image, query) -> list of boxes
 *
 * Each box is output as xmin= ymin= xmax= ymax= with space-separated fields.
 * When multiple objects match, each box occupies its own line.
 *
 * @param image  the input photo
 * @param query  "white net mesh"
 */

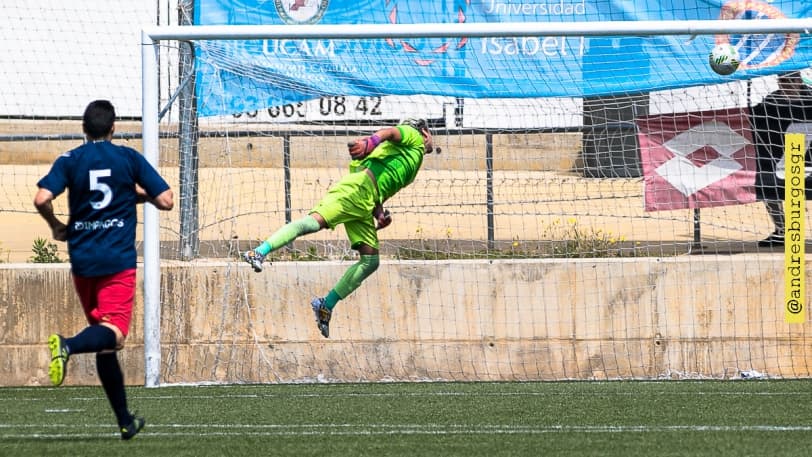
xmin=147 ymin=24 xmax=812 ymax=382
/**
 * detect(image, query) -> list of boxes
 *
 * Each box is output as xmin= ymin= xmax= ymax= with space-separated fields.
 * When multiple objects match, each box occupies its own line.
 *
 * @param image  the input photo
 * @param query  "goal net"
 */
xmin=137 ymin=9 xmax=812 ymax=385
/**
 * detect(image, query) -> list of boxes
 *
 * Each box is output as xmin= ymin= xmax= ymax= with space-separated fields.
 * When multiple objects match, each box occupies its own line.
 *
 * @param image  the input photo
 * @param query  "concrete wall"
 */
xmin=2 ymin=256 xmax=810 ymax=386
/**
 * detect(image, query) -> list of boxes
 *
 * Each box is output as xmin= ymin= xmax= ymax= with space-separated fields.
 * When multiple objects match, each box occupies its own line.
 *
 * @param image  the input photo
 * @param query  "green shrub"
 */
xmin=30 ymin=237 xmax=65 ymax=263
xmin=542 ymin=218 xmax=630 ymax=258
xmin=394 ymin=219 xmax=636 ymax=260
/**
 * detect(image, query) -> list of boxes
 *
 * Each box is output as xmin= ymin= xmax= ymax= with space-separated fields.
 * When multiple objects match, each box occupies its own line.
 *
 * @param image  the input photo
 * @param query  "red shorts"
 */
xmin=72 ymin=269 xmax=136 ymax=337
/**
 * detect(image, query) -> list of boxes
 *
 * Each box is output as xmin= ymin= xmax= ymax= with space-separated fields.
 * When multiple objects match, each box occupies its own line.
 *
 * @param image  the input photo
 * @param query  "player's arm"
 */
xmin=136 ymin=184 xmax=174 ymax=211
xmin=33 ymin=188 xmax=68 ymax=241
xmin=348 ymin=126 xmax=403 ymax=160
xmin=152 ymin=189 xmax=174 ymax=211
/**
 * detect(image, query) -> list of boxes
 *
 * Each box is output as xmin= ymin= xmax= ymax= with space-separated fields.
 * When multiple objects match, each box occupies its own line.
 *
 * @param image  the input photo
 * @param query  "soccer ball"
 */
xmin=708 ymin=44 xmax=740 ymax=76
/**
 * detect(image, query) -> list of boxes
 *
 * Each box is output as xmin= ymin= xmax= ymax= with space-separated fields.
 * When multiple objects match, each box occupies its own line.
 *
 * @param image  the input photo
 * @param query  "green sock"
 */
xmin=255 ymin=241 xmax=272 ymax=256
xmin=255 ymin=216 xmax=321 ymax=256
xmin=330 ymin=255 xmax=380 ymax=307
xmin=324 ymin=290 xmax=342 ymax=310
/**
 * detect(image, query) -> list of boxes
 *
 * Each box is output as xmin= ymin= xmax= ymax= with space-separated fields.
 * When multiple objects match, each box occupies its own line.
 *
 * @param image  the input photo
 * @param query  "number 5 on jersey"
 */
xmin=89 ymin=169 xmax=112 ymax=210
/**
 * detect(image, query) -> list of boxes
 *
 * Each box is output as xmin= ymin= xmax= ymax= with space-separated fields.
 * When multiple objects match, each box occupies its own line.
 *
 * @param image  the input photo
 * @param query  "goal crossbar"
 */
xmin=142 ymin=18 xmax=812 ymax=41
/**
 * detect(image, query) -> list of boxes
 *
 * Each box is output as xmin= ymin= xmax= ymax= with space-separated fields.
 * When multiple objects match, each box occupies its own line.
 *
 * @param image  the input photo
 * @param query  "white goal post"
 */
xmin=141 ymin=18 xmax=812 ymax=387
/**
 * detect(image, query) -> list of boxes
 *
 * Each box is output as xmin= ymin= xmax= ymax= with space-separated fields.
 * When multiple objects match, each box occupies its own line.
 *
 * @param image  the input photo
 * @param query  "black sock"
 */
xmin=65 ymin=325 xmax=117 ymax=355
xmin=96 ymin=352 xmax=131 ymax=427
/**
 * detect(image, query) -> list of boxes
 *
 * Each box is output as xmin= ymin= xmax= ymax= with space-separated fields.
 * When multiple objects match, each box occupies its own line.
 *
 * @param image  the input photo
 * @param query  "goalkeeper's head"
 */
xmin=398 ymin=117 xmax=436 ymax=154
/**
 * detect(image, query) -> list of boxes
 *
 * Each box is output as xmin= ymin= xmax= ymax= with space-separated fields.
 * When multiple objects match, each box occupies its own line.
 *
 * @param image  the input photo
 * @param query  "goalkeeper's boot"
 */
xmin=311 ymin=298 xmax=332 ymax=338
xmin=242 ymin=250 xmax=266 ymax=273
xmin=47 ymin=333 xmax=69 ymax=387
xmin=121 ymin=414 xmax=145 ymax=440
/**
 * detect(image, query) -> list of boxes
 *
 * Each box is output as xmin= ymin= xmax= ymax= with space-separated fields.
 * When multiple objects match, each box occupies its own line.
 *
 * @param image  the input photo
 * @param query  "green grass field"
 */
xmin=1 ymin=380 xmax=811 ymax=456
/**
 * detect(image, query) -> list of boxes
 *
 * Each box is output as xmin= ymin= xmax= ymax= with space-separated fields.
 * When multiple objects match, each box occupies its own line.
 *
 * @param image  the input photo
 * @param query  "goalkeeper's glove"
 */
xmin=348 ymin=134 xmax=382 ymax=160
xmin=374 ymin=208 xmax=392 ymax=231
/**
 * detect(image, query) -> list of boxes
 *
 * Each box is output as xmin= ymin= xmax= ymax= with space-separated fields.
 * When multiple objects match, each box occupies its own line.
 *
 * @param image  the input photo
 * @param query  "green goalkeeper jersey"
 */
xmin=351 ymin=125 xmax=425 ymax=203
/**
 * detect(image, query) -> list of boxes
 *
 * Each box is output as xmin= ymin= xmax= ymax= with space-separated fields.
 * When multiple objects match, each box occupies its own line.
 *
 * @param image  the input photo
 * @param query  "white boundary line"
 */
xmin=1 ymin=423 xmax=812 ymax=439
xmin=2 ymin=390 xmax=812 ymax=401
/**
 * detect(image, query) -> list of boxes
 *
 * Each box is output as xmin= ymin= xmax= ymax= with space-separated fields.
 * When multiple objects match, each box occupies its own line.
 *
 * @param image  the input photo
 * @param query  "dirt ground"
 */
xmin=1 ymin=122 xmax=800 ymax=263
xmin=1 ymin=163 xmax=791 ymax=264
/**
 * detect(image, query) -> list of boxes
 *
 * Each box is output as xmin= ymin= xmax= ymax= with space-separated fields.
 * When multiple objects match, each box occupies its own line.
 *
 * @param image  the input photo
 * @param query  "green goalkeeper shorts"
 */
xmin=310 ymin=170 xmax=380 ymax=250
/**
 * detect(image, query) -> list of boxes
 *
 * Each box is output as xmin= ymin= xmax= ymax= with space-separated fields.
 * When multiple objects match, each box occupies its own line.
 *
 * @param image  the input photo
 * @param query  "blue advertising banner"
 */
xmin=193 ymin=0 xmax=812 ymax=117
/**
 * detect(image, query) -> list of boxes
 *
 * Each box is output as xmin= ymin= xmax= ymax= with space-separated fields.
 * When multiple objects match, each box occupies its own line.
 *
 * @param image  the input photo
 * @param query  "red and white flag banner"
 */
xmin=637 ymin=108 xmax=757 ymax=212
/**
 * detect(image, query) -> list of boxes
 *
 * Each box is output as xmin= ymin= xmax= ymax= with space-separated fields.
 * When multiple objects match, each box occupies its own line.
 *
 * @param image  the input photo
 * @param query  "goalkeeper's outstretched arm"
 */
xmin=347 ymin=127 xmax=403 ymax=160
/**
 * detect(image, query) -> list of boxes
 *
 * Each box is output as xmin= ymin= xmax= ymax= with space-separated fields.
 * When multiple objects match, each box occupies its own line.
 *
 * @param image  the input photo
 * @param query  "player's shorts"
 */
xmin=72 ymin=269 xmax=136 ymax=337
xmin=310 ymin=170 xmax=380 ymax=250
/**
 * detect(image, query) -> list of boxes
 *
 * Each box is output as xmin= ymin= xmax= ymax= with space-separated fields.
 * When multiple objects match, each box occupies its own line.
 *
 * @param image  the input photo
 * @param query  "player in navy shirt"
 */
xmin=34 ymin=100 xmax=173 ymax=440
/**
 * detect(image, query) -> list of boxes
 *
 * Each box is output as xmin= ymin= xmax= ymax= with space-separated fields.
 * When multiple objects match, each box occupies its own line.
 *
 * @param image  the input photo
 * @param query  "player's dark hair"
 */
xmin=82 ymin=100 xmax=116 ymax=140
xmin=399 ymin=117 xmax=429 ymax=135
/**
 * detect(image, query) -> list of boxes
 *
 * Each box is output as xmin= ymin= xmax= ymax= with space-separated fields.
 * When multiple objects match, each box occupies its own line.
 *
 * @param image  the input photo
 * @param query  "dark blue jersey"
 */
xmin=37 ymin=141 xmax=170 ymax=277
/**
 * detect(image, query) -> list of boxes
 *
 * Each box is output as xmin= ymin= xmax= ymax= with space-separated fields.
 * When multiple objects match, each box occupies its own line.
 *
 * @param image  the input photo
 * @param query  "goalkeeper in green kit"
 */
xmin=243 ymin=118 xmax=436 ymax=338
